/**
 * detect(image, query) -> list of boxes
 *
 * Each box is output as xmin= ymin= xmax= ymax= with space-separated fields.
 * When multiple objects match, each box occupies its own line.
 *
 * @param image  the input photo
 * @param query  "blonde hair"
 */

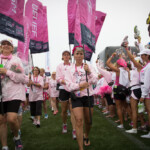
xmin=52 ymin=71 xmax=56 ymax=75
xmin=40 ymin=68 xmax=45 ymax=72
xmin=75 ymin=47 xmax=84 ymax=52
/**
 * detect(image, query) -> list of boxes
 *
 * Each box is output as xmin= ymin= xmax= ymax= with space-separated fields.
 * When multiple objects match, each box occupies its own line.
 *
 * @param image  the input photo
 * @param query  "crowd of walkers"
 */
xmin=0 ymin=36 xmax=150 ymax=150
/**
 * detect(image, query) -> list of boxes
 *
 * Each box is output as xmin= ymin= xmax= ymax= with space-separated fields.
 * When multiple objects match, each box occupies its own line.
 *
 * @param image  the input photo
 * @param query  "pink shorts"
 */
xmin=43 ymin=92 xmax=49 ymax=101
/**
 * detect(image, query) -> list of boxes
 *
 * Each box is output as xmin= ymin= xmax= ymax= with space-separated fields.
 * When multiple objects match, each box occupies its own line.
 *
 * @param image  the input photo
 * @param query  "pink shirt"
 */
xmin=48 ymin=78 xmax=59 ymax=97
xmin=0 ymin=55 xmax=29 ymax=102
xmin=130 ymin=69 xmax=140 ymax=90
xmin=29 ymin=75 xmax=44 ymax=102
xmin=64 ymin=64 xmax=98 ymax=97
xmin=56 ymin=63 xmax=72 ymax=89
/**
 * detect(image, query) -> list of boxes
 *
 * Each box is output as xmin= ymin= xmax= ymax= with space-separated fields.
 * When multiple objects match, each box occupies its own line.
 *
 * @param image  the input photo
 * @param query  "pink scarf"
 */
xmin=0 ymin=54 xmax=12 ymax=60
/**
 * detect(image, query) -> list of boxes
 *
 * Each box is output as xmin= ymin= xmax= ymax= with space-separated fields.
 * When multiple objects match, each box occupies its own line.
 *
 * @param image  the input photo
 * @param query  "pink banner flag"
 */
xmin=25 ymin=0 xmax=46 ymax=54
xmin=0 ymin=0 xmax=25 ymax=41
xmin=17 ymin=16 xmax=31 ymax=65
xmin=43 ymin=6 xmax=49 ymax=52
xmin=95 ymin=11 xmax=106 ymax=43
xmin=74 ymin=0 xmax=96 ymax=52
xmin=67 ymin=0 xmax=78 ymax=44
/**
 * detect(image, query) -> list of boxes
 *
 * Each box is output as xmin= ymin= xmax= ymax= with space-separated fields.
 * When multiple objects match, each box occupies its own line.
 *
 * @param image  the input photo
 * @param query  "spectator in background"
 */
xmin=48 ymin=72 xmax=59 ymax=115
xmin=40 ymin=68 xmax=49 ymax=119
xmin=28 ymin=67 xmax=44 ymax=128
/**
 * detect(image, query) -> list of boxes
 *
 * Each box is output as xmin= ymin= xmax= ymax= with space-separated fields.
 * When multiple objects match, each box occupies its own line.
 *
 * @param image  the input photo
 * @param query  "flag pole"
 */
xmin=83 ymin=44 xmax=92 ymax=125
xmin=0 ymin=76 xmax=4 ymax=116
xmin=69 ymin=44 xmax=72 ymax=63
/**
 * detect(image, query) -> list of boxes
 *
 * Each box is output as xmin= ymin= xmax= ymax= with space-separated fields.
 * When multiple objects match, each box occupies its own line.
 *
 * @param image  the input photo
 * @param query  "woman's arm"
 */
xmin=43 ymin=83 xmax=49 ymax=90
xmin=106 ymin=53 xmax=120 ymax=72
xmin=124 ymin=44 xmax=142 ymax=70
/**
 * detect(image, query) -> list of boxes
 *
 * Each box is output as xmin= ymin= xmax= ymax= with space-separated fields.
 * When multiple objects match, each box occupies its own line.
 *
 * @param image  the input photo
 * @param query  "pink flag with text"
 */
xmin=95 ymin=11 xmax=106 ymax=43
xmin=17 ymin=16 xmax=31 ymax=64
xmin=0 ymin=0 xmax=25 ymax=41
xmin=25 ymin=0 xmax=46 ymax=54
xmin=43 ymin=6 xmax=49 ymax=52
xmin=74 ymin=0 xmax=96 ymax=52
xmin=67 ymin=0 xmax=78 ymax=44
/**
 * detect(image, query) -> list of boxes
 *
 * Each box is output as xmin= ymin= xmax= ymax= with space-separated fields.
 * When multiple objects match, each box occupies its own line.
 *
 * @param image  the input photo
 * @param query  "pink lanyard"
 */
xmin=64 ymin=63 xmax=70 ymax=70
xmin=33 ymin=76 xmax=38 ymax=83
xmin=75 ymin=63 xmax=83 ymax=74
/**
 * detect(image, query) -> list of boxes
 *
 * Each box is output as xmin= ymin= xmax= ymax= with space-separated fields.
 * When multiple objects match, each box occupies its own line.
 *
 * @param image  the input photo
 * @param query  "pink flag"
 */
xmin=25 ymin=0 xmax=45 ymax=54
xmin=43 ymin=6 xmax=49 ymax=52
xmin=17 ymin=16 xmax=31 ymax=65
xmin=95 ymin=11 xmax=106 ymax=43
xmin=74 ymin=0 xmax=96 ymax=52
xmin=67 ymin=0 xmax=78 ymax=44
xmin=0 ymin=0 xmax=25 ymax=41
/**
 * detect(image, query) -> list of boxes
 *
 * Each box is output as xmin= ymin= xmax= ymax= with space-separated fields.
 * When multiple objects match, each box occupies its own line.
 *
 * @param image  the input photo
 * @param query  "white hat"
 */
xmin=1 ymin=39 xmax=13 ymax=46
xmin=138 ymin=49 xmax=150 ymax=55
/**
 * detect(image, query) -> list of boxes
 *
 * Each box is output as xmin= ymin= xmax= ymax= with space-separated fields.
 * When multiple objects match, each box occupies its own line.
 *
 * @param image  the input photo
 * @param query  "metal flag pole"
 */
xmin=83 ymin=44 xmax=92 ymax=125
xmin=69 ymin=44 xmax=72 ymax=63
xmin=0 ymin=75 xmax=4 ymax=115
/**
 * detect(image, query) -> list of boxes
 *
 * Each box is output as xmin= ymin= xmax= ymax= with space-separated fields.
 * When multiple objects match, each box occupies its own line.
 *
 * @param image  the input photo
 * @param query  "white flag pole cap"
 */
xmin=138 ymin=49 xmax=150 ymax=55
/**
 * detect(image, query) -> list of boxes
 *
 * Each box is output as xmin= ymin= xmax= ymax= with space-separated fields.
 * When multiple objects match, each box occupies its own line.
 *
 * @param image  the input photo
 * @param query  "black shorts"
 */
xmin=30 ymin=101 xmax=43 ymax=116
xmin=26 ymin=93 xmax=29 ymax=99
xmin=105 ymin=94 xmax=115 ymax=105
xmin=0 ymin=100 xmax=21 ymax=114
xmin=59 ymin=89 xmax=70 ymax=101
xmin=114 ymin=93 xmax=126 ymax=100
xmin=71 ymin=96 xmax=94 ymax=109
xmin=132 ymin=88 xmax=141 ymax=99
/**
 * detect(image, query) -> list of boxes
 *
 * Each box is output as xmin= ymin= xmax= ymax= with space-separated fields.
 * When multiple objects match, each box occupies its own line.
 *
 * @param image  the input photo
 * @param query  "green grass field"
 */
xmin=1 ymin=105 xmax=150 ymax=150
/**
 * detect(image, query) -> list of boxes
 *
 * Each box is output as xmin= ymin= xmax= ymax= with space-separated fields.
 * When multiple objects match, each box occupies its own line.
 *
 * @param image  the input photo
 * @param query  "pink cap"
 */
xmin=117 ymin=58 xmax=127 ymax=67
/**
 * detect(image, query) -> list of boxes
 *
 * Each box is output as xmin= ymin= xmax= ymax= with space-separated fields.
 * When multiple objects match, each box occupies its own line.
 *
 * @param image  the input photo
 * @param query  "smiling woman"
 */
xmin=0 ymin=39 xmax=29 ymax=150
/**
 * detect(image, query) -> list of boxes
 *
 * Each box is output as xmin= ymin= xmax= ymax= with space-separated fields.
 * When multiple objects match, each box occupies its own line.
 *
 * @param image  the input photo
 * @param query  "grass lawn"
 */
xmin=1 ymin=104 xmax=150 ymax=150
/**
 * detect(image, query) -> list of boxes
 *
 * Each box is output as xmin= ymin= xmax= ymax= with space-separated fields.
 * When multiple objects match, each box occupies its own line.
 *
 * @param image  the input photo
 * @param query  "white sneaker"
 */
xmin=72 ymin=130 xmax=76 ymax=140
xmin=62 ymin=124 xmax=67 ymax=133
xmin=103 ymin=111 xmax=109 ymax=115
xmin=141 ymin=132 xmax=150 ymax=138
xmin=44 ymin=114 xmax=48 ymax=119
xmin=2 ymin=146 xmax=9 ymax=150
xmin=33 ymin=119 xmax=37 ymax=125
xmin=51 ymin=107 xmax=54 ymax=112
xmin=98 ymin=105 xmax=102 ymax=109
xmin=126 ymin=128 xmax=137 ymax=134
xmin=117 ymin=124 xmax=124 ymax=129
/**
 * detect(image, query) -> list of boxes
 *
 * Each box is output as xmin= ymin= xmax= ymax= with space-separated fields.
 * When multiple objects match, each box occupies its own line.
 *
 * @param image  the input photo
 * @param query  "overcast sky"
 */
xmin=0 ymin=0 xmax=150 ymax=72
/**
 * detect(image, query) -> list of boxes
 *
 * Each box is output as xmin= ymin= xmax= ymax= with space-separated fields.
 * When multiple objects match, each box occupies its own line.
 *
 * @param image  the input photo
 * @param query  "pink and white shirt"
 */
xmin=140 ymin=62 xmax=150 ymax=98
xmin=56 ymin=63 xmax=72 ymax=89
xmin=29 ymin=75 xmax=44 ymax=102
xmin=0 ymin=55 xmax=29 ymax=102
xmin=48 ymin=78 xmax=59 ymax=98
xmin=64 ymin=63 xmax=98 ymax=97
